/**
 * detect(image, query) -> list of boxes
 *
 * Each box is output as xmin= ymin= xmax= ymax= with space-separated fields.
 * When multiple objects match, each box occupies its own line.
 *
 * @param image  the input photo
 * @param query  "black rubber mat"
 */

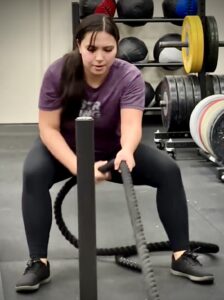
xmin=0 ymin=124 xmax=224 ymax=300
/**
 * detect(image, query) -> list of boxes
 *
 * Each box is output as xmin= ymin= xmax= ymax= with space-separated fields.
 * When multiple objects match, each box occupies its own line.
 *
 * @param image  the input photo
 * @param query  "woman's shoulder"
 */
xmin=42 ymin=56 xmax=66 ymax=86
xmin=113 ymin=58 xmax=141 ymax=76
xmin=45 ymin=56 xmax=65 ymax=75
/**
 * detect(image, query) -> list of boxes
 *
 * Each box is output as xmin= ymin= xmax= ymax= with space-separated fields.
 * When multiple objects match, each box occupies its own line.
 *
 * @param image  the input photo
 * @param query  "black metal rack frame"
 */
xmin=152 ymin=0 xmax=224 ymax=182
xmin=71 ymin=1 xmax=224 ymax=182
xmin=71 ymin=2 xmax=184 ymax=116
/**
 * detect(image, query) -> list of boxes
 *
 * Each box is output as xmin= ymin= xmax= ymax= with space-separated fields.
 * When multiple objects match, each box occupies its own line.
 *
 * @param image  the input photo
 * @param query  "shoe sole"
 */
xmin=15 ymin=276 xmax=51 ymax=292
xmin=170 ymin=269 xmax=214 ymax=283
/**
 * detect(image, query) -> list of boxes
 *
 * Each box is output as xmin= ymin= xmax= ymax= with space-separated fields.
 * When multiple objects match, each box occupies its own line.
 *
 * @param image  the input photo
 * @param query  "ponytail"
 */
xmin=60 ymin=48 xmax=85 ymax=119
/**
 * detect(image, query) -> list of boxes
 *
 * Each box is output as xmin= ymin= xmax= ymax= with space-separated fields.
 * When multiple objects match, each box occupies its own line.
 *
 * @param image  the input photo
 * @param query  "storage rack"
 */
xmin=71 ymin=1 xmax=184 ymax=116
xmin=71 ymin=1 xmax=224 ymax=182
xmin=152 ymin=0 xmax=224 ymax=182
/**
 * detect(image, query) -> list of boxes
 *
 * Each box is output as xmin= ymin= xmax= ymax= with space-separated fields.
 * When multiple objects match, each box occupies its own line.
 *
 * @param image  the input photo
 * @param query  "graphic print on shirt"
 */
xmin=79 ymin=100 xmax=101 ymax=118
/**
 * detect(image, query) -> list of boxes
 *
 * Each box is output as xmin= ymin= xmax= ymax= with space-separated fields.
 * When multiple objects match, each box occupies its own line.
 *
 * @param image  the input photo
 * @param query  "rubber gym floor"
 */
xmin=0 ymin=118 xmax=223 ymax=300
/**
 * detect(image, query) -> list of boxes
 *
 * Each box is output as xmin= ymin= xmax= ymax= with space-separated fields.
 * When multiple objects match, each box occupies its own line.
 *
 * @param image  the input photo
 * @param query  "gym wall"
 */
xmin=0 ymin=0 xmax=223 ymax=124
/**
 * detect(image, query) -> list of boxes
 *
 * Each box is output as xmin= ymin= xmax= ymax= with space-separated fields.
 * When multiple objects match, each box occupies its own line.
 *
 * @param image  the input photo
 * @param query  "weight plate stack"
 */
xmin=190 ymin=94 xmax=224 ymax=153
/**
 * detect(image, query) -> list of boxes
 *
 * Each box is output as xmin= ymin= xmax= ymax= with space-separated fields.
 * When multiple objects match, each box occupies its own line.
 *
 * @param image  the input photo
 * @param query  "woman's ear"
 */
xmin=76 ymin=39 xmax=80 ymax=51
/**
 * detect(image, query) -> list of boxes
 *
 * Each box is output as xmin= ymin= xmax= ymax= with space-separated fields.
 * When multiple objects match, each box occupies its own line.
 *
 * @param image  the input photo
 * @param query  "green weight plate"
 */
xmin=189 ymin=75 xmax=202 ymax=106
xmin=174 ymin=76 xmax=187 ymax=130
xmin=160 ymin=76 xmax=179 ymax=131
xmin=210 ymin=111 xmax=224 ymax=162
xmin=204 ymin=16 xmax=219 ymax=72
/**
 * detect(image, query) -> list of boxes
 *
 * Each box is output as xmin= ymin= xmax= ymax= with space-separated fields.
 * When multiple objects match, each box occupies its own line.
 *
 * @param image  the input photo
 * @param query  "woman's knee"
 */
xmin=22 ymin=148 xmax=54 ymax=189
xmin=160 ymin=158 xmax=182 ymax=182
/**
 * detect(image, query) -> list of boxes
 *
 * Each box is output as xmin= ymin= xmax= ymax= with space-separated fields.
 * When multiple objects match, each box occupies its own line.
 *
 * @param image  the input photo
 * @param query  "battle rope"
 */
xmin=54 ymin=161 xmax=219 ymax=299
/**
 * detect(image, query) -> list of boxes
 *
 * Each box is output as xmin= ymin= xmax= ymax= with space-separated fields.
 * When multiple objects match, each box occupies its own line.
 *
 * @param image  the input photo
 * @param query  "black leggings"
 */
xmin=22 ymin=137 xmax=189 ymax=259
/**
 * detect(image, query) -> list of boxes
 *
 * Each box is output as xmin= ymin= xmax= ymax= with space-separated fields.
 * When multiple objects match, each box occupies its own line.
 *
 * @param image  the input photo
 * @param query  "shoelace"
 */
xmin=23 ymin=259 xmax=40 ymax=274
xmin=184 ymin=249 xmax=202 ymax=266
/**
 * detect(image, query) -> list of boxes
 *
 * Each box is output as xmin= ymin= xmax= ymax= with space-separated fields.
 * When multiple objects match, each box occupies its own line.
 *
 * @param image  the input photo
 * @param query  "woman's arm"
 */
xmin=120 ymin=108 xmax=143 ymax=153
xmin=39 ymin=109 xmax=77 ymax=175
xmin=114 ymin=108 xmax=143 ymax=171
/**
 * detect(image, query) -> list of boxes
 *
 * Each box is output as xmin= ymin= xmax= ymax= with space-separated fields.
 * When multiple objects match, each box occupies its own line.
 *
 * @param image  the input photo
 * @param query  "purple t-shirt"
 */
xmin=39 ymin=57 xmax=145 ymax=159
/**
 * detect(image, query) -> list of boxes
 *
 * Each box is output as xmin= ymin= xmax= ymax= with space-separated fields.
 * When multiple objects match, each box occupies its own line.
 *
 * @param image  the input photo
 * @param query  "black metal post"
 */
xmin=112 ymin=17 xmax=184 ymax=23
xmin=198 ymin=0 xmax=207 ymax=99
xmin=0 ymin=271 xmax=4 ymax=300
xmin=75 ymin=117 xmax=97 ymax=300
xmin=72 ymin=2 xmax=80 ymax=49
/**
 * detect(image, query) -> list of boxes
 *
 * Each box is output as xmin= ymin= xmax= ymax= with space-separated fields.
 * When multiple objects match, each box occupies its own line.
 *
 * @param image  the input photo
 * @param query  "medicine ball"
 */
xmin=162 ymin=0 xmax=198 ymax=26
xmin=145 ymin=81 xmax=155 ymax=107
xmin=155 ymin=80 xmax=163 ymax=107
xmin=153 ymin=33 xmax=182 ymax=70
xmin=117 ymin=37 xmax=149 ymax=64
xmin=117 ymin=0 xmax=154 ymax=27
xmin=80 ymin=0 xmax=116 ymax=18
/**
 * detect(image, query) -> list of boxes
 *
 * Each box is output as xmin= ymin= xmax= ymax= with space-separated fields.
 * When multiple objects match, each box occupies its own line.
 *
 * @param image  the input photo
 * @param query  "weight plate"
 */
xmin=188 ymin=75 xmax=202 ymax=106
xmin=210 ymin=111 xmax=224 ymax=162
xmin=182 ymin=75 xmax=195 ymax=129
xmin=174 ymin=76 xmax=187 ymax=130
xmin=190 ymin=94 xmax=224 ymax=151
xmin=212 ymin=75 xmax=221 ymax=94
xmin=204 ymin=16 xmax=219 ymax=73
xmin=160 ymin=76 xmax=179 ymax=131
xmin=205 ymin=74 xmax=215 ymax=96
xmin=216 ymin=75 xmax=224 ymax=94
xmin=206 ymin=101 xmax=224 ymax=156
xmin=182 ymin=16 xmax=204 ymax=73
xmin=199 ymin=100 xmax=224 ymax=154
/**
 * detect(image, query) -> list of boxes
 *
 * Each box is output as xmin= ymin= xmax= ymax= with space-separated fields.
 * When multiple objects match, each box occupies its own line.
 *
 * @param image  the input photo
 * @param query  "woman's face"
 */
xmin=78 ymin=31 xmax=117 ymax=78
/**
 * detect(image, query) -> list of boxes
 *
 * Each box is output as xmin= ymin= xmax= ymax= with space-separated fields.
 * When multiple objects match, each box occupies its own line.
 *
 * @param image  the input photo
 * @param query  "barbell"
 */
xmin=159 ymin=16 xmax=224 ymax=73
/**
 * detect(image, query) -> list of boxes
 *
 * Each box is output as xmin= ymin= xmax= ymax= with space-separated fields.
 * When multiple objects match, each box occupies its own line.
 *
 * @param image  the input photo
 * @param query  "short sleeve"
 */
xmin=38 ymin=64 xmax=62 ymax=111
xmin=120 ymin=71 xmax=145 ymax=111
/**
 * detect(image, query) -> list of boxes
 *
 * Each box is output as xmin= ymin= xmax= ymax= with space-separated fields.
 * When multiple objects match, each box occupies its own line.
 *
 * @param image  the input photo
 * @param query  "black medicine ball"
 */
xmin=145 ymin=81 xmax=155 ymax=107
xmin=117 ymin=0 xmax=154 ymax=27
xmin=117 ymin=37 xmax=149 ymax=64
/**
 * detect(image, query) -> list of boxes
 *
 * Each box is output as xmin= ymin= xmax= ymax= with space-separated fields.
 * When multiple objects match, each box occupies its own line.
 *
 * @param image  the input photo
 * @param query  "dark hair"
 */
xmin=60 ymin=14 xmax=120 ymax=119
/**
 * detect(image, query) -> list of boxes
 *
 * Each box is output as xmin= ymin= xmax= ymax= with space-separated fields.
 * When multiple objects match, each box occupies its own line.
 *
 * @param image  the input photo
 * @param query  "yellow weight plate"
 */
xmin=195 ymin=17 xmax=204 ymax=72
xmin=182 ymin=16 xmax=204 ymax=73
xmin=199 ymin=100 xmax=224 ymax=155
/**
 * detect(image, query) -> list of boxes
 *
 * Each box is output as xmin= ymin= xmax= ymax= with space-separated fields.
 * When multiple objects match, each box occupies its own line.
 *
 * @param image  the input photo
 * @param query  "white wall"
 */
xmin=0 ymin=0 xmax=73 ymax=123
xmin=0 ymin=0 xmax=223 ymax=123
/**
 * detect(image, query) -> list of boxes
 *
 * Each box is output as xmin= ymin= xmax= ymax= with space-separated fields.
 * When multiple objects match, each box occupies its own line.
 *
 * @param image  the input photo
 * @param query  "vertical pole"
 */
xmin=198 ymin=0 xmax=207 ymax=99
xmin=72 ymin=2 xmax=80 ymax=50
xmin=75 ymin=117 xmax=97 ymax=300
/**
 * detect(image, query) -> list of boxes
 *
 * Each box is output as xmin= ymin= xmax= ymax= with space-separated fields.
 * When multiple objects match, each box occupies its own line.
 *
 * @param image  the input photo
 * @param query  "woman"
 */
xmin=16 ymin=13 xmax=214 ymax=292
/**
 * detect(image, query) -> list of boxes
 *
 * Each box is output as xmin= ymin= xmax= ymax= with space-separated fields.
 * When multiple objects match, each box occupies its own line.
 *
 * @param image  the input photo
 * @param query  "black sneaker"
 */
xmin=16 ymin=259 xmax=50 ymax=292
xmin=170 ymin=251 xmax=214 ymax=283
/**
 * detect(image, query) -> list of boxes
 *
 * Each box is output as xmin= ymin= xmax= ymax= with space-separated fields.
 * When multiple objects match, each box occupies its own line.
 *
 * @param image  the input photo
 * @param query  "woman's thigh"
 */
xmin=23 ymin=137 xmax=72 ymax=188
xmin=109 ymin=143 xmax=179 ymax=187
